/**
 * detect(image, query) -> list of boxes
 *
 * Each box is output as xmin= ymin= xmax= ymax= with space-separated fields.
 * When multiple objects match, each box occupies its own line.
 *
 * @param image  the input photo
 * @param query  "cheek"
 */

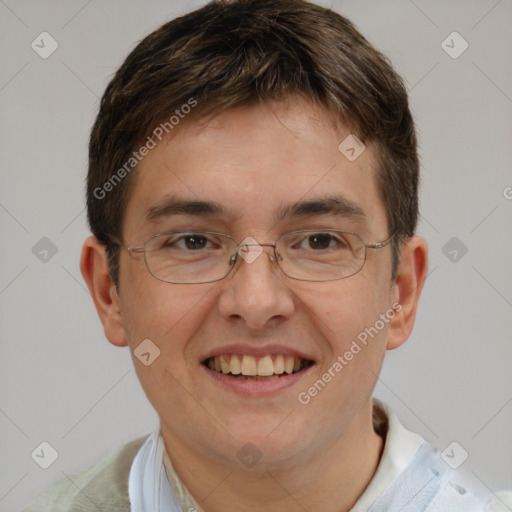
xmin=119 ymin=283 xmax=217 ymax=413
xmin=301 ymin=277 xmax=389 ymax=347
xmin=120 ymin=274 xmax=217 ymax=360
xmin=297 ymin=281 xmax=389 ymax=417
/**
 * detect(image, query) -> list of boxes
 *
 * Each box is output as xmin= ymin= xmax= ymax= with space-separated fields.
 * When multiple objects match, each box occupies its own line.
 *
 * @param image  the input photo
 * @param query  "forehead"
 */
xmin=123 ymin=98 xmax=387 ymax=239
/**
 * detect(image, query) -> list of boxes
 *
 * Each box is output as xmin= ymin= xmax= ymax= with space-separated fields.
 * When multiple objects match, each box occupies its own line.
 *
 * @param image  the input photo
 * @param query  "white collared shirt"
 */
xmin=129 ymin=400 xmax=509 ymax=511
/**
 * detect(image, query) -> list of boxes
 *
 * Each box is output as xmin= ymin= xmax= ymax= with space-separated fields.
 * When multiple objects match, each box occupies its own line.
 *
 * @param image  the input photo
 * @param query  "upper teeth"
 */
xmin=206 ymin=354 xmax=305 ymax=376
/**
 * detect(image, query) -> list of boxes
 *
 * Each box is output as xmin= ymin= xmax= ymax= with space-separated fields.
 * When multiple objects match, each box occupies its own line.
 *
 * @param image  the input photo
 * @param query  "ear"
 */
xmin=80 ymin=236 xmax=128 ymax=347
xmin=386 ymin=236 xmax=428 ymax=350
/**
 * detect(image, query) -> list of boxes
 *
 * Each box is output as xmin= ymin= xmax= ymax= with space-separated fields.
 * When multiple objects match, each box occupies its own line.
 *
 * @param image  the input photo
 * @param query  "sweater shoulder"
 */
xmin=22 ymin=435 xmax=148 ymax=512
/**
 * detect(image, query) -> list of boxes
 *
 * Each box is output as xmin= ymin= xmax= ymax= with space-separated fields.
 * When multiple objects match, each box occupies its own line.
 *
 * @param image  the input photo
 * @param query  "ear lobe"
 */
xmin=386 ymin=236 xmax=428 ymax=350
xmin=80 ymin=236 xmax=128 ymax=347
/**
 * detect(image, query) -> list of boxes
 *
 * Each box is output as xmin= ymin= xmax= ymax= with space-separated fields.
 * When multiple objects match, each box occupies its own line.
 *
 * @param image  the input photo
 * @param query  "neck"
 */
xmin=162 ymin=399 xmax=384 ymax=512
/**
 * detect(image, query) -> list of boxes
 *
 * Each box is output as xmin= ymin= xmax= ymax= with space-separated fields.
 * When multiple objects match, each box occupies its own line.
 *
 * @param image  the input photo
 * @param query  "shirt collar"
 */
xmin=150 ymin=399 xmax=426 ymax=512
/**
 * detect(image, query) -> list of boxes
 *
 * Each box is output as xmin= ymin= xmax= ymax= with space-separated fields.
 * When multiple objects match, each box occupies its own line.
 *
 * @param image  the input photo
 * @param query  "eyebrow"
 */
xmin=274 ymin=195 xmax=366 ymax=223
xmin=145 ymin=194 xmax=366 ymax=225
xmin=146 ymin=196 xmax=230 ymax=222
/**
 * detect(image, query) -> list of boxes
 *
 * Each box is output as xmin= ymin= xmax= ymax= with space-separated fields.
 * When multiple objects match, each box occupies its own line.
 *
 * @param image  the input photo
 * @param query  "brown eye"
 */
xmin=307 ymin=233 xmax=333 ymax=249
xmin=182 ymin=234 xmax=209 ymax=250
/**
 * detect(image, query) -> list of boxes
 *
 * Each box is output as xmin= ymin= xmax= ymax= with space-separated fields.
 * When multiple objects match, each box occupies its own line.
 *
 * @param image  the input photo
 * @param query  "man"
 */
xmin=23 ymin=0 xmax=510 ymax=510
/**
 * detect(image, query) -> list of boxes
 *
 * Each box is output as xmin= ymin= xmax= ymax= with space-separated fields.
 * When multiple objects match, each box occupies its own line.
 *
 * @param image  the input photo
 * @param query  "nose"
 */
xmin=217 ymin=242 xmax=295 ymax=330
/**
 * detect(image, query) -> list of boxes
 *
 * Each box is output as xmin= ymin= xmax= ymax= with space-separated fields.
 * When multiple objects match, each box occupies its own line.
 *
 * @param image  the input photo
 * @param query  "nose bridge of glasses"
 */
xmin=233 ymin=240 xmax=280 ymax=265
xmin=238 ymin=242 xmax=275 ymax=249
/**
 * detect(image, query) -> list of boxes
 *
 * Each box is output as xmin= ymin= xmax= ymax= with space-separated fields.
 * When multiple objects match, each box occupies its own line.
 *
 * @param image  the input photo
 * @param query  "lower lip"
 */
xmin=201 ymin=364 xmax=314 ymax=396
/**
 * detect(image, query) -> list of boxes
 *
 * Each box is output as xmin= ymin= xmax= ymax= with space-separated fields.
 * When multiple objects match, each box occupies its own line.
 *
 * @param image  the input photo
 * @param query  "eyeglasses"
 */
xmin=109 ymin=229 xmax=394 ymax=284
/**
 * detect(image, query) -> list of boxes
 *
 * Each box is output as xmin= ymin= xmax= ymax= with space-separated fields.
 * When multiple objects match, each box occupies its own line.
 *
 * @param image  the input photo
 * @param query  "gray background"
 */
xmin=1 ymin=0 xmax=511 ymax=510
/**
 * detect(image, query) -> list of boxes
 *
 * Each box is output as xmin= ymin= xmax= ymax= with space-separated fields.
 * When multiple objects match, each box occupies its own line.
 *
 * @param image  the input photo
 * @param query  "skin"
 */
xmin=81 ymin=97 xmax=428 ymax=512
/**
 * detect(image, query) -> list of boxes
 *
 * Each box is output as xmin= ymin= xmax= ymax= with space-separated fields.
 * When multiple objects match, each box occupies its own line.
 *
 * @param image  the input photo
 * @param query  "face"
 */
xmin=113 ymin=98 xmax=398 ymax=469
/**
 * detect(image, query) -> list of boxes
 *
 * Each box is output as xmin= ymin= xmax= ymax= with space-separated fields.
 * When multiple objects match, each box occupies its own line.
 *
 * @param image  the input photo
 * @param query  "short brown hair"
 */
xmin=87 ymin=0 xmax=419 ymax=285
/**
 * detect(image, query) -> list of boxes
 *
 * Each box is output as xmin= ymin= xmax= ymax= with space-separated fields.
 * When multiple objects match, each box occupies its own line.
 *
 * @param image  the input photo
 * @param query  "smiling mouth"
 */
xmin=202 ymin=354 xmax=314 ymax=380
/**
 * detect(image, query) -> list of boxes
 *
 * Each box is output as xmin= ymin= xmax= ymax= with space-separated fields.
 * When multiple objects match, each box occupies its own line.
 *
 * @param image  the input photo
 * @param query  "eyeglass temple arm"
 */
xmin=105 ymin=234 xmax=145 ymax=254
xmin=366 ymin=234 xmax=395 ymax=250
